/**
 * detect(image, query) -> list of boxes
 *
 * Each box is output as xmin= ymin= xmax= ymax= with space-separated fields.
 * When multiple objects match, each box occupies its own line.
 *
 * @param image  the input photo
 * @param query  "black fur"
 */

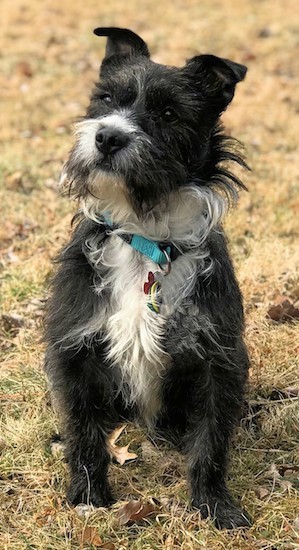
xmin=45 ymin=28 xmax=251 ymax=529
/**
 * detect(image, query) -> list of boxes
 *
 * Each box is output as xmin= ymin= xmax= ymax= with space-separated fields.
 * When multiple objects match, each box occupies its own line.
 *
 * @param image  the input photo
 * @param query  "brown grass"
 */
xmin=1 ymin=0 xmax=299 ymax=548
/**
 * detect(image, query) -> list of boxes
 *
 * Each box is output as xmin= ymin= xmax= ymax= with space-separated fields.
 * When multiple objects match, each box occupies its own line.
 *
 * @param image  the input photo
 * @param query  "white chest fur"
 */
xmin=101 ymin=235 xmax=168 ymax=421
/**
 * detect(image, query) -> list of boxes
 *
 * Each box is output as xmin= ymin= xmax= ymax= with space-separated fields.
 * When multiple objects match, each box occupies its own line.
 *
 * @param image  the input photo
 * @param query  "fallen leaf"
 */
xmin=267 ymin=295 xmax=299 ymax=322
xmin=116 ymin=500 xmax=156 ymax=525
xmin=100 ymin=543 xmax=115 ymax=550
xmin=241 ymin=50 xmax=256 ymax=62
xmin=107 ymin=425 xmax=137 ymax=466
xmin=80 ymin=526 xmax=102 ymax=547
xmin=254 ymin=486 xmax=270 ymax=499
xmin=110 ymin=444 xmax=137 ymax=466
xmin=277 ymin=464 xmax=299 ymax=476
xmin=264 ymin=463 xmax=281 ymax=480
xmin=279 ymin=479 xmax=293 ymax=492
xmin=16 ymin=61 xmax=33 ymax=77
xmin=6 ymin=171 xmax=24 ymax=189
xmin=2 ymin=313 xmax=24 ymax=334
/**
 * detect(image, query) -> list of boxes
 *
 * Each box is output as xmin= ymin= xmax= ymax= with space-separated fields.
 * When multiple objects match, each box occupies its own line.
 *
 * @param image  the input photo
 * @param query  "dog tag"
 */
xmin=144 ymin=271 xmax=162 ymax=313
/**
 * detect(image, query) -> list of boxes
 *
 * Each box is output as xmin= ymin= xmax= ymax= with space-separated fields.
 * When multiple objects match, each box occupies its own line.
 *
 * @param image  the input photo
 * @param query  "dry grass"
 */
xmin=1 ymin=0 xmax=299 ymax=548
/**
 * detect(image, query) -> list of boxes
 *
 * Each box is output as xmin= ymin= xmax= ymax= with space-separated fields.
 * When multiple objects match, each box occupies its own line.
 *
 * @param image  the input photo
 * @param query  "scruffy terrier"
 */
xmin=45 ymin=27 xmax=251 ymax=529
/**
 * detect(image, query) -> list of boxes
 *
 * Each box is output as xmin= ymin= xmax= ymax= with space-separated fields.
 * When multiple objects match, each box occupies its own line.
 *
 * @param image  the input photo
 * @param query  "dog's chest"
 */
xmin=101 ymin=236 xmax=169 ymax=419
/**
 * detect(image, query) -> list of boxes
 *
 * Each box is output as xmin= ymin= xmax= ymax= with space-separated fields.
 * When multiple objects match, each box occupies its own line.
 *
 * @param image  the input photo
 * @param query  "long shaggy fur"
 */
xmin=45 ymin=27 xmax=251 ymax=529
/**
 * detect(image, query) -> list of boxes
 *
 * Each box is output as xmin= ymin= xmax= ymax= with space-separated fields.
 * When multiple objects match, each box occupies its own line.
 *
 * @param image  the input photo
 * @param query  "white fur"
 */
xmin=101 ymin=236 xmax=168 ymax=422
xmin=82 ymin=178 xmax=227 ymax=243
xmin=71 ymin=113 xmax=139 ymax=167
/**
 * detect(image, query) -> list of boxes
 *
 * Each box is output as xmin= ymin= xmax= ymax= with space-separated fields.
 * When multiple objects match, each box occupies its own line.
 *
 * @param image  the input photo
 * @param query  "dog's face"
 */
xmin=62 ymin=28 xmax=247 ymax=217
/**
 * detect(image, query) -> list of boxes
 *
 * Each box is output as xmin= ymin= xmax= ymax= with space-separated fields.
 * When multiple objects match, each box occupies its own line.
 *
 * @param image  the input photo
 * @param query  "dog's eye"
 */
xmin=100 ymin=93 xmax=112 ymax=104
xmin=161 ymin=108 xmax=177 ymax=122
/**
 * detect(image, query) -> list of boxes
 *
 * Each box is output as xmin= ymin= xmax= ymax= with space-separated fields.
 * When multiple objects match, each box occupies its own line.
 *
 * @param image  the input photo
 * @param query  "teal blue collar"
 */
xmin=100 ymin=214 xmax=181 ymax=266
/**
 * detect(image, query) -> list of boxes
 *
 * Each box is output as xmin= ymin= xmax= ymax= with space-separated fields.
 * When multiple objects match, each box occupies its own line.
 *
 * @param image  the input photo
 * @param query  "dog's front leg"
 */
xmin=182 ymin=351 xmax=251 ymax=529
xmin=46 ymin=345 xmax=118 ymax=507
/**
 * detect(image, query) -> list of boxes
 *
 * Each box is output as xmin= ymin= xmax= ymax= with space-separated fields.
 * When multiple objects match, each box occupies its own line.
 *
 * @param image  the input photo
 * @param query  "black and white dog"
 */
xmin=45 ymin=28 xmax=251 ymax=529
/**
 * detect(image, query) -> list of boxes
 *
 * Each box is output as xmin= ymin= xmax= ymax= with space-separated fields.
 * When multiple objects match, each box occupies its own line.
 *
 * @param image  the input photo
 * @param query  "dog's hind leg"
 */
xmin=45 ymin=344 xmax=119 ymax=507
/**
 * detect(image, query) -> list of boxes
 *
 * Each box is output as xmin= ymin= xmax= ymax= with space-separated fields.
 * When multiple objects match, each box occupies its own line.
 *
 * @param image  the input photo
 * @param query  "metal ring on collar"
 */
xmin=158 ymin=248 xmax=171 ymax=275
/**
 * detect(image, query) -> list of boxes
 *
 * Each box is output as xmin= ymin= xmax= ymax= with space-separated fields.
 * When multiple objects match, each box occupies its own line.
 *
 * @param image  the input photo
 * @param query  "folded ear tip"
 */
xmin=239 ymin=64 xmax=248 ymax=80
xmin=93 ymin=27 xmax=136 ymax=38
xmin=93 ymin=27 xmax=150 ymax=58
xmin=93 ymin=27 xmax=113 ymax=37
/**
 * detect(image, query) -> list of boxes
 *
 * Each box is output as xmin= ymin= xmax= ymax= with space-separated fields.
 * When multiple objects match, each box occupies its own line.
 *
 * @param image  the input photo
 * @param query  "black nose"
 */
xmin=95 ymin=127 xmax=129 ymax=156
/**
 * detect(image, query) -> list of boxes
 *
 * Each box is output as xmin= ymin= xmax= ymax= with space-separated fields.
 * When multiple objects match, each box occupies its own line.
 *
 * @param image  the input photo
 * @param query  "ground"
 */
xmin=0 ymin=0 xmax=299 ymax=548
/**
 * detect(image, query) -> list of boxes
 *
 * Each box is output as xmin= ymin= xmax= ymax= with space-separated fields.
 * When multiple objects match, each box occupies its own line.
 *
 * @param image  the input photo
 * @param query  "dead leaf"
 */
xmin=279 ymin=479 xmax=293 ymax=492
xmin=100 ymin=543 xmax=115 ymax=550
xmin=107 ymin=425 xmax=137 ymax=466
xmin=277 ymin=464 xmax=299 ymax=476
xmin=6 ymin=171 xmax=24 ymax=189
xmin=254 ymin=486 xmax=270 ymax=499
xmin=267 ymin=295 xmax=299 ymax=322
xmin=241 ymin=50 xmax=257 ymax=62
xmin=16 ymin=61 xmax=33 ymax=78
xmin=264 ymin=463 xmax=281 ymax=480
xmin=79 ymin=526 xmax=102 ymax=547
xmin=116 ymin=500 xmax=156 ymax=525
xmin=2 ymin=313 xmax=24 ymax=334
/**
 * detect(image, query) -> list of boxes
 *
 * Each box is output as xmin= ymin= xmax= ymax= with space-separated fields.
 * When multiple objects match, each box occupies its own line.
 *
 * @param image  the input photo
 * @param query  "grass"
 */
xmin=1 ymin=0 xmax=299 ymax=548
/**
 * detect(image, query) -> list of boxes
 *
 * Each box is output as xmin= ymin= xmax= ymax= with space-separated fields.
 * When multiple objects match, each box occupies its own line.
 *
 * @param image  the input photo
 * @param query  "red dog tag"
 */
xmin=143 ymin=271 xmax=155 ymax=294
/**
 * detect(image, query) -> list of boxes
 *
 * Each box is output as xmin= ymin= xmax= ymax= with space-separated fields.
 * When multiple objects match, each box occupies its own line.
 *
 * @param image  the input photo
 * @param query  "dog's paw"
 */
xmin=193 ymin=497 xmax=252 ymax=530
xmin=66 ymin=475 xmax=115 ymax=508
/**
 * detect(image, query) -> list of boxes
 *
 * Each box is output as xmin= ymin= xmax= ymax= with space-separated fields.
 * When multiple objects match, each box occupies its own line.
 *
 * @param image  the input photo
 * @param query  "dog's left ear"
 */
xmin=186 ymin=54 xmax=247 ymax=110
xmin=94 ymin=27 xmax=150 ymax=60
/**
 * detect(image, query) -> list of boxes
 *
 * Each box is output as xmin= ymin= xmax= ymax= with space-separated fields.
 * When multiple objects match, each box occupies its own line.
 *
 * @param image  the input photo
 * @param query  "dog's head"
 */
xmin=62 ymin=28 xmax=247 ymax=219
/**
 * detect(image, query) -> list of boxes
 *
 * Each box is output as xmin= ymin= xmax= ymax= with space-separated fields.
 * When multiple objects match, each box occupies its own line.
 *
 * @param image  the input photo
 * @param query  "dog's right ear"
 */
xmin=94 ymin=27 xmax=150 ymax=62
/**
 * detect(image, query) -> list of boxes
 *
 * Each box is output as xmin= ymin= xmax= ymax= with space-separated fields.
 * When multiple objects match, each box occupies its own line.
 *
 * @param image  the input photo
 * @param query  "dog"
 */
xmin=45 ymin=27 xmax=251 ymax=529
